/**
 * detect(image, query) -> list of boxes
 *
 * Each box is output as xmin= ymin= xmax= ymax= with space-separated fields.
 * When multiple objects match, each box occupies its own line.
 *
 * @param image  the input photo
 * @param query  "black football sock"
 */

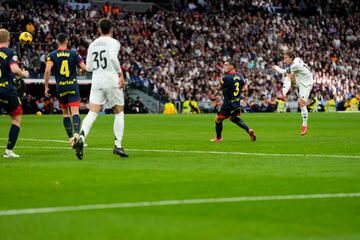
xmin=7 ymin=124 xmax=20 ymax=150
xmin=231 ymin=117 xmax=249 ymax=132
xmin=63 ymin=117 xmax=73 ymax=138
xmin=215 ymin=122 xmax=223 ymax=139
xmin=72 ymin=114 xmax=81 ymax=134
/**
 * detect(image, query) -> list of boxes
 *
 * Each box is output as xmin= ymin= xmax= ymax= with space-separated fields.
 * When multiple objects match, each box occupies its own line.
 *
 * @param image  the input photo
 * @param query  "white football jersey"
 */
xmin=86 ymin=36 xmax=121 ymax=89
xmin=286 ymin=57 xmax=313 ymax=86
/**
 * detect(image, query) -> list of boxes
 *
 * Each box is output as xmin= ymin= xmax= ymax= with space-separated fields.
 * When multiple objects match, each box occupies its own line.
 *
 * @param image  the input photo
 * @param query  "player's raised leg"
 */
xmin=282 ymin=76 xmax=291 ymax=96
xmin=229 ymin=115 xmax=256 ymax=141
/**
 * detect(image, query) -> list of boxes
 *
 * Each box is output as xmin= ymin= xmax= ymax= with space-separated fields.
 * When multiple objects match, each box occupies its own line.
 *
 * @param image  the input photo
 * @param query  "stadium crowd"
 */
xmin=0 ymin=0 xmax=359 ymax=113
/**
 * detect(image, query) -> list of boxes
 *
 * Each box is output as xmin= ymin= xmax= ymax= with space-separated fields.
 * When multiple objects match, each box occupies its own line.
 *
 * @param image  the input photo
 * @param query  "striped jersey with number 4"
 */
xmin=86 ymin=36 xmax=122 ymax=90
xmin=286 ymin=57 xmax=313 ymax=86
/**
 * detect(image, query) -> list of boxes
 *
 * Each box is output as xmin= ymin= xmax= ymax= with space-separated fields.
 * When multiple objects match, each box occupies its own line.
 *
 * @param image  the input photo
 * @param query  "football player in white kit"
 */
xmin=273 ymin=51 xmax=314 ymax=136
xmin=74 ymin=18 xmax=128 ymax=159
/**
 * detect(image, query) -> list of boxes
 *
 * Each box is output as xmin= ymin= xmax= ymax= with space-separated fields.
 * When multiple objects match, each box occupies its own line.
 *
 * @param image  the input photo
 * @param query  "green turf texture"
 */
xmin=0 ymin=112 xmax=360 ymax=240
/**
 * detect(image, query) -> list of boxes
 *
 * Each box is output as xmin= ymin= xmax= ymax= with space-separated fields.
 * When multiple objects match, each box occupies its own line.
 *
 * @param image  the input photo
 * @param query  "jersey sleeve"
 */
xmin=110 ymin=40 xmax=121 ymax=74
xmin=47 ymin=52 xmax=54 ymax=63
xmin=8 ymin=50 xmax=18 ymax=66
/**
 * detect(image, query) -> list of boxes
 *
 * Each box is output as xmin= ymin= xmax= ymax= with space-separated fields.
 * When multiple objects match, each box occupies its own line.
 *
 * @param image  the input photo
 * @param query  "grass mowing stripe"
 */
xmin=1 ymin=192 xmax=360 ymax=216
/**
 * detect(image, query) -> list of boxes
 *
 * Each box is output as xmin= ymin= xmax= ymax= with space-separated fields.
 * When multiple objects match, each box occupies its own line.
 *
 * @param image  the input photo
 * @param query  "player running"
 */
xmin=273 ymin=51 xmax=314 ymax=136
xmin=44 ymin=33 xmax=86 ymax=152
xmin=0 ymin=29 xmax=29 ymax=158
xmin=77 ymin=18 xmax=128 ymax=159
xmin=211 ymin=60 xmax=256 ymax=142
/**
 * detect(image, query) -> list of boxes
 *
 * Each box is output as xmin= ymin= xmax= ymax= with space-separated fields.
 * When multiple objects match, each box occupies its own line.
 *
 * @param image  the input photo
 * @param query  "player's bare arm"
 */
xmin=44 ymin=61 xmax=53 ymax=98
xmin=10 ymin=63 xmax=29 ymax=78
xmin=78 ymin=62 xmax=87 ymax=75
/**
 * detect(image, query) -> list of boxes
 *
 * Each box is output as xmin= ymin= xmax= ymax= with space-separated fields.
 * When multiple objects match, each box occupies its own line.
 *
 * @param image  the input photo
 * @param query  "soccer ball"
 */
xmin=19 ymin=32 xmax=33 ymax=45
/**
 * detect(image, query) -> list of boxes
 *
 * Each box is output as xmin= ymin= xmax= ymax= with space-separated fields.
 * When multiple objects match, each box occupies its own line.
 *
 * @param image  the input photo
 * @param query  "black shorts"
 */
xmin=0 ymin=88 xmax=22 ymax=116
xmin=217 ymin=103 xmax=240 ymax=120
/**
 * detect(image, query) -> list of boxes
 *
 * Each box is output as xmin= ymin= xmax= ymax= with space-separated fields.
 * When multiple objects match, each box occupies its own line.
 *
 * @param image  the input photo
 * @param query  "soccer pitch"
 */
xmin=0 ymin=113 xmax=360 ymax=240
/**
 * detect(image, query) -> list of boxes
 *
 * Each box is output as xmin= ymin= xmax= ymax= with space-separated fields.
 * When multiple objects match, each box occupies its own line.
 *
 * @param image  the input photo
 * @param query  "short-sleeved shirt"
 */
xmin=47 ymin=49 xmax=83 ymax=105
xmin=221 ymin=71 xmax=246 ymax=108
xmin=86 ymin=36 xmax=122 ymax=89
xmin=0 ymin=47 xmax=22 ymax=115
xmin=47 ymin=48 xmax=83 ymax=93
xmin=0 ymin=47 xmax=18 ymax=92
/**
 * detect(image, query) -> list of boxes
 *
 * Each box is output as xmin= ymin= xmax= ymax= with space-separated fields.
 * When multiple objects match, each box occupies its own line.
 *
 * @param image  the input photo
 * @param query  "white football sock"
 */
xmin=80 ymin=111 xmax=98 ymax=139
xmin=114 ymin=112 xmax=124 ymax=148
xmin=282 ymin=77 xmax=291 ymax=96
xmin=300 ymin=106 xmax=308 ymax=126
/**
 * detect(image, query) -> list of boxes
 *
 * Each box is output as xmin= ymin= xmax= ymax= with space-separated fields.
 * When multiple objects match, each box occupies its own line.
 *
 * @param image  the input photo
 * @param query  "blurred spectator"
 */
xmin=163 ymin=99 xmax=177 ymax=115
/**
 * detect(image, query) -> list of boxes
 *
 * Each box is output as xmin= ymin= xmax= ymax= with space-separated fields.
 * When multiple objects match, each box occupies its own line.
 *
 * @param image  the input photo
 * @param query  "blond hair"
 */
xmin=0 ymin=29 xmax=10 ymax=43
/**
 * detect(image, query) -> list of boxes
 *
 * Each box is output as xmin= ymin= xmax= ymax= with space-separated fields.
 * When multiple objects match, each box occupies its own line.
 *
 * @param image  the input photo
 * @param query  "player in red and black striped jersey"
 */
xmin=210 ymin=60 xmax=256 ymax=142
xmin=0 ymin=29 xmax=29 ymax=158
xmin=44 ymin=33 xmax=86 ymax=158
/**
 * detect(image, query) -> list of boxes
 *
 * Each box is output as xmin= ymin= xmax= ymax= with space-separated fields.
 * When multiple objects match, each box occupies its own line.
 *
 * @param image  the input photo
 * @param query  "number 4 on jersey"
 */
xmin=60 ymin=60 xmax=70 ymax=77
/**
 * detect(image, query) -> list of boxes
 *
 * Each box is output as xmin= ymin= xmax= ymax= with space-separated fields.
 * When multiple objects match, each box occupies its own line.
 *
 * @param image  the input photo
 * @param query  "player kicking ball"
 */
xmin=211 ymin=60 xmax=256 ymax=142
xmin=273 ymin=51 xmax=314 ymax=136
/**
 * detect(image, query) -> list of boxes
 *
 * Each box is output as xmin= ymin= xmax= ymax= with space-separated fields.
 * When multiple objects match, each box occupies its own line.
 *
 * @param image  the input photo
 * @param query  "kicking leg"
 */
xmin=230 ymin=116 xmax=256 ymax=141
xmin=282 ymin=77 xmax=291 ymax=96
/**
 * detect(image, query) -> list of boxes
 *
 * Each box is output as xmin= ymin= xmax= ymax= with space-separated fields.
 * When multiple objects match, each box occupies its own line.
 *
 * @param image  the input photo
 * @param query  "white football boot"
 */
xmin=3 ymin=149 xmax=20 ymax=158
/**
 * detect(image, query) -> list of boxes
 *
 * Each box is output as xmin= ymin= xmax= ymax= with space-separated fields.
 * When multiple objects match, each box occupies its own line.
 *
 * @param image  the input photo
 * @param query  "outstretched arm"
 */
xmin=272 ymin=65 xmax=287 ymax=74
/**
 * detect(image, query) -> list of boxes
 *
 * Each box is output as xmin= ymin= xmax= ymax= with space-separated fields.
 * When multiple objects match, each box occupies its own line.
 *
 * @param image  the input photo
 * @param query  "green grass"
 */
xmin=0 ymin=112 xmax=360 ymax=240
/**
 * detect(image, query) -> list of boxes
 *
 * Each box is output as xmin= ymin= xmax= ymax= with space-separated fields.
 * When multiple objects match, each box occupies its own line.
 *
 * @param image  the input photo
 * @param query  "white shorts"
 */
xmin=297 ymin=83 xmax=313 ymax=102
xmin=89 ymin=87 xmax=124 ymax=107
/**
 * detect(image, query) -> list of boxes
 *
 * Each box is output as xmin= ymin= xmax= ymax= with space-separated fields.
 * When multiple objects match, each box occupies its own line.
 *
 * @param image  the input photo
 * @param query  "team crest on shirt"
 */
xmin=12 ymin=55 xmax=18 ymax=62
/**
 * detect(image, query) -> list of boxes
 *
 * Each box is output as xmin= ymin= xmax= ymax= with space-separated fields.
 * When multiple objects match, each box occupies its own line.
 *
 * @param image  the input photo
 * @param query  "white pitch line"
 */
xmin=10 ymin=145 xmax=360 ymax=159
xmin=1 ymin=138 xmax=359 ymax=159
xmin=0 ymin=192 xmax=359 ymax=216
